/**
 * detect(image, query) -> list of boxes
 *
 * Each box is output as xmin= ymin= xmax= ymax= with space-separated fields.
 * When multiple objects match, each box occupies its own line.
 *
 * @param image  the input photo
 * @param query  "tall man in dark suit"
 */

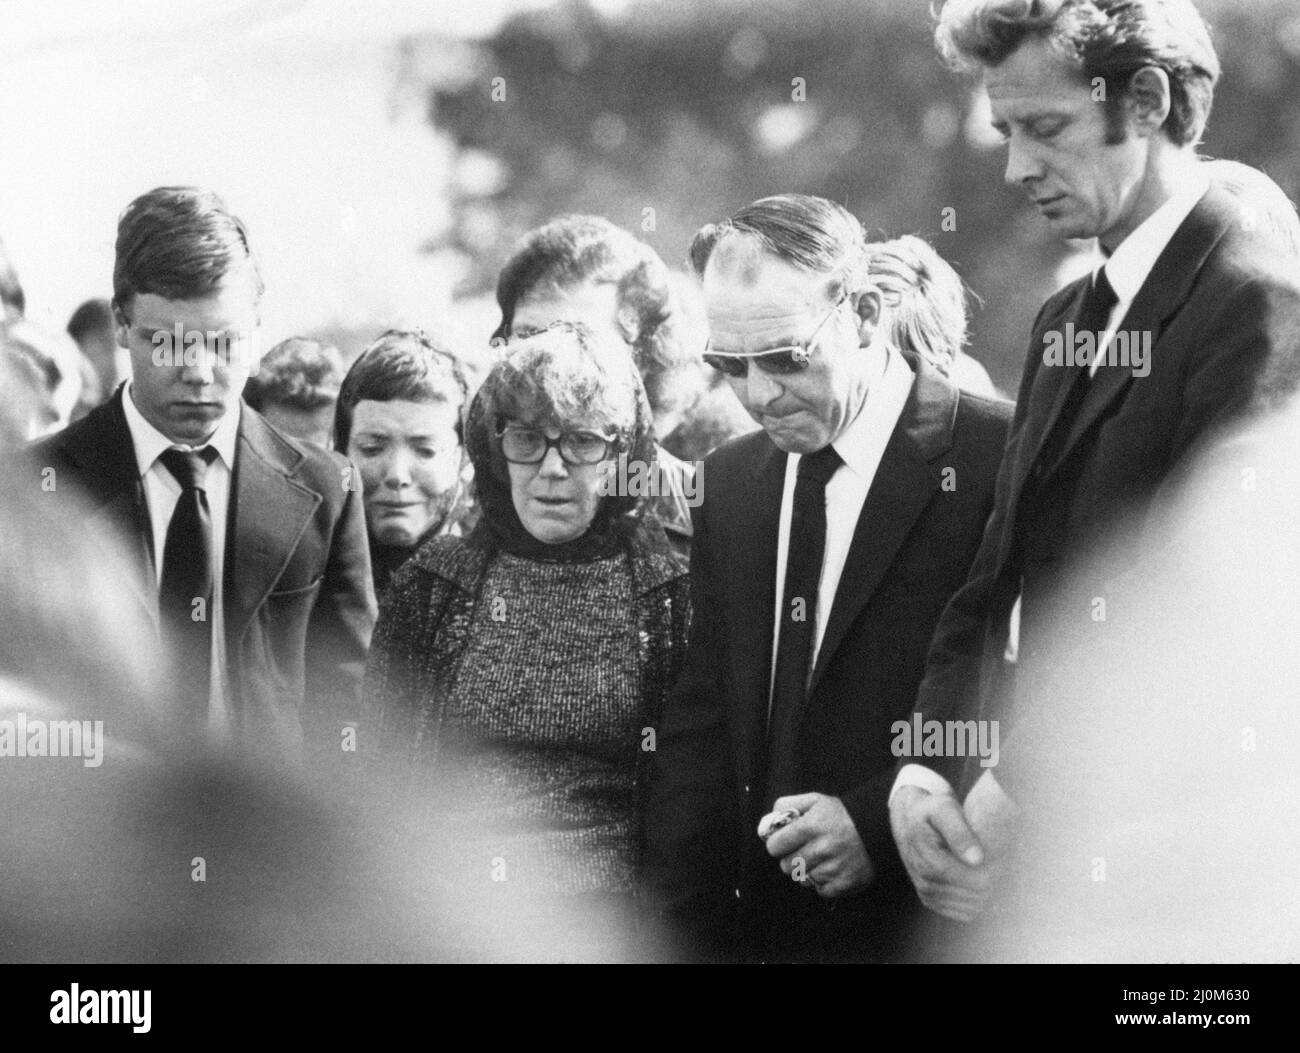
xmin=891 ymin=0 xmax=1300 ymax=928
xmin=30 ymin=187 xmax=375 ymax=771
xmin=642 ymin=194 xmax=1012 ymax=962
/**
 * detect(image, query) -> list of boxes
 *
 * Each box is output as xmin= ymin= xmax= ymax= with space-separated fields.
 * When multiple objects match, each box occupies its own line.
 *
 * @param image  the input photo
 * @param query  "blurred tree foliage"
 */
xmin=426 ymin=0 xmax=1300 ymax=391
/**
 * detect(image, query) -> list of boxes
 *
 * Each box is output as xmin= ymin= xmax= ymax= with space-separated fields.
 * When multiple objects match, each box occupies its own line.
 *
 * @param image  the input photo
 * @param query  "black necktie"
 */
xmin=1035 ymin=267 xmax=1118 ymax=474
xmin=766 ymin=443 xmax=843 ymax=805
xmin=158 ymin=446 xmax=219 ymax=720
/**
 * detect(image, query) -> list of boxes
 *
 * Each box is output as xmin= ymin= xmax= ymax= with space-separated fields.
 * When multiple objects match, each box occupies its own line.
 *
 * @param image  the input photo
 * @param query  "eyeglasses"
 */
xmin=703 ymin=295 xmax=848 ymax=378
xmin=498 ymin=426 xmax=617 ymax=466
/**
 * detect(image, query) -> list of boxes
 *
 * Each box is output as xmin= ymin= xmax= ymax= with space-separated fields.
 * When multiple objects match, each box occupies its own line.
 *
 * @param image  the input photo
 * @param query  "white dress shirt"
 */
xmin=768 ymin=345 xmax=915 ymax=711
xmin=892 ymin=166 xmax=1213 ymax=805
xmin=1090 ymin=165 xmax=1211 ymax=375
xmin=121 ymin=384 xmax=239 ymax=739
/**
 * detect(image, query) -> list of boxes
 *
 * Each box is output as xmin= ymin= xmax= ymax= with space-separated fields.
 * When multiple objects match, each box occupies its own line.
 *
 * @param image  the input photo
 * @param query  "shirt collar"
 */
xmin=1102 ymin=166 xmax=1211 ymax=304
xmin=121 ymin=382 xmax=240 ymax=477
xmin=829 ymin=345 xmax=910 ymax=480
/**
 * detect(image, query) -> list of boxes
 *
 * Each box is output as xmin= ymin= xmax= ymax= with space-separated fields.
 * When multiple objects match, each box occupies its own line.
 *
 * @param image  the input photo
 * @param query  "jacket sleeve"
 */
xmin=641 ymin=486 xmax=740 ymax=961
xmin=843 ymin=393 xmax=1016 ymax=887
xmin=303 ymin=474 xmax=376 ymax=776
xmin=903 ymin=312 xmax=1052 ymax=790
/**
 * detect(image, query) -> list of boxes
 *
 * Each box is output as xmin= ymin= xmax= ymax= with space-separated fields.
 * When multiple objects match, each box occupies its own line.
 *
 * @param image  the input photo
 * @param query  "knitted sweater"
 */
xmin=363 ymin=529 xmax=690 ymax=898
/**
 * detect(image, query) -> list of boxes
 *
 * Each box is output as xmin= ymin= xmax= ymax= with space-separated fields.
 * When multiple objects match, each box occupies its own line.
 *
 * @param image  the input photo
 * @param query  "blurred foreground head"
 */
xmin=1204 ymin=158 xmax=1300 ymax=261
xmin=954 ymin=394 xmax=1300 ymax=962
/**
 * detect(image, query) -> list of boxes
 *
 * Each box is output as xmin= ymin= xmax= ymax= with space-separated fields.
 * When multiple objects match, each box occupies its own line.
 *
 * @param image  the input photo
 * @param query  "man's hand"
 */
xmin=763 ymin=793 xmax=873 ymax=898
xmin=889 ymin=784 xmax=992 ymax=922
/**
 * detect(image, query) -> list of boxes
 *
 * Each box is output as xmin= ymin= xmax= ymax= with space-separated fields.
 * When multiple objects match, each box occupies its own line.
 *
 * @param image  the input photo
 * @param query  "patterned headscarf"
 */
xmin=465 ymin=321 xmax=658 ymax=560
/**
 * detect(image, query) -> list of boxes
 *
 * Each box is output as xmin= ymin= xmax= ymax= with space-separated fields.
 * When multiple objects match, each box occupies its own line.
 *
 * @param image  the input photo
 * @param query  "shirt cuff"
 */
xmin=889 ymin=764 xmax=956 ymax=806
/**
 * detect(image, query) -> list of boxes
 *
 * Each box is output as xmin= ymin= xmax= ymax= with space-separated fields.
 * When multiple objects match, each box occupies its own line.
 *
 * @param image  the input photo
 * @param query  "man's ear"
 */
xmin=852 ymin=287 xmax=883 ymax=346
xmin=1125 ymin=66 xmax=1172 ymax=137
xmin=111 ymin=298 xmax=131 ymax=349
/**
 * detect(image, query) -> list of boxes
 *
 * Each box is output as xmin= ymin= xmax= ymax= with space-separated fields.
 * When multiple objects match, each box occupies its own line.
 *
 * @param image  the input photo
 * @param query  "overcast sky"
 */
xmin=0 ymin=0 xmax=556 ymax=343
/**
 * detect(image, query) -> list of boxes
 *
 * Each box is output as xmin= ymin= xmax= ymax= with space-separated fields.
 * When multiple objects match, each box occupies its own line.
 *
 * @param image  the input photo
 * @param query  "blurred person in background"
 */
xmin=1 ymin=316 xmax=85 ymax=437
xmin=0 ymin=333 xmax=49 ymax=446
xmin=364 ymin=322 xmax=689 ymax=962
xmin=1203 ymin=158 xmax=1300 ymax=261
xmin=68 ymin=297 xmax=125 ymax=407
xmin=3 ymin=237 xmax=87 ymax=431
xmin=892 ymin=0 xmax=1300 ymax=937
xmin=1 ymin=234 xmax=24 ymax=321
xmin=493 ymin=214 xmax=748 ymax=560
xmin=866 ymin=234 xmax=999 ymax=396
xmin=333 ymin=328 xmax=476 ymax=598
xmin=28 ymin=185 xmax=374 ymax=774
xmin=243 ymin=335 xmax=345 ymax=448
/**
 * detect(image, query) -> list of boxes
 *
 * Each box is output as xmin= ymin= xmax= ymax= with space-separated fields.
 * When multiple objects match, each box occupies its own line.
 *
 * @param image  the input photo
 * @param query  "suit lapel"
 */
xmin=224 ymin=406 xmax=321 ymax=646
xmin=1023 ymin=282 xmax=1090 ymax=479
xmin=1060 ymin=188 xmax=1236 ymax=460
xmin=807 ymin=356 xmax=954 ymax=696
xmin=61 ymin=391 xmax=159 ymax=627
xmin=732 ymin=439 xmax=786 ymax=781
xmin=1020 ymin=185 xmax=1237 ymax=490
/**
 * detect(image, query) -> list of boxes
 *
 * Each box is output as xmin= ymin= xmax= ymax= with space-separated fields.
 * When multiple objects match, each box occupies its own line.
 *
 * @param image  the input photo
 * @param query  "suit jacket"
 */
xmin=29 ymin=387 xmax=376 ymax=769
xmin=643 ymin=354 xmax=1012 ymax=962
xmin=912 ymin=183 xmax=1300 ymax=798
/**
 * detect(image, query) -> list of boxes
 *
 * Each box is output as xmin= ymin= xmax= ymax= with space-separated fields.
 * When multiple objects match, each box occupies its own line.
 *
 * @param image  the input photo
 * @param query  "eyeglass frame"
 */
xmin=496 ymin=424 xmax=620 ymax=466
xmin=702 ymin=292 xmax=852 ymax=377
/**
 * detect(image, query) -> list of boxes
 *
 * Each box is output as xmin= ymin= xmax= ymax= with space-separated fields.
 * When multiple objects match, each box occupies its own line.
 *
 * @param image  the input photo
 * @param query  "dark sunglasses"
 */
xmin=703 ymin=294 xmax=848 ymax=378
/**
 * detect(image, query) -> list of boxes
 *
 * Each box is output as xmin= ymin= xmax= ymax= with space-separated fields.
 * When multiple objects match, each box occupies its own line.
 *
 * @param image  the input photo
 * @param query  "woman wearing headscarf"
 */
xmin=362 ymin=321 xmax=690 ymax=961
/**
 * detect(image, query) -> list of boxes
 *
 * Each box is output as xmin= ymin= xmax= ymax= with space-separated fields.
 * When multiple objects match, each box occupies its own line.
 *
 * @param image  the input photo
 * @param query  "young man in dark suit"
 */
xmin=29 ymin=186 xmax=375 ymax=772
xmin=891 ymin=0 xmax=1300 ymax=930
xmin=643 ymin=194 xmax=1012 ymax=962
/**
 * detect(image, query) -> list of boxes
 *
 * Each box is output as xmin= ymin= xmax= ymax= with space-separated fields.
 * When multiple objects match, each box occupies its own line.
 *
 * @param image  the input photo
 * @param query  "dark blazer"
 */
xmin=29 ymin=387 xmax=376 ymax=768
xmin=643 ymin=353 xmax=1013 ymax=962
xmin=912 ymin=183 xmax=1300 ymax=797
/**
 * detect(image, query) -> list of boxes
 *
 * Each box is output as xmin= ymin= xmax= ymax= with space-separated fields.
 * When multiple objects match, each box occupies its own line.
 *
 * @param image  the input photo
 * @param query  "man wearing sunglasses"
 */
xmin=643 ymin=193 xmax=1012 ymax=962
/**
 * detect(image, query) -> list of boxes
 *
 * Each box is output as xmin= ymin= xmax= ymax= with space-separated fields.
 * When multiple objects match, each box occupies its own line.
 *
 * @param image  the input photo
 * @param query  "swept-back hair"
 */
xmin=933 ymin=0 xmax=1220 ymax=146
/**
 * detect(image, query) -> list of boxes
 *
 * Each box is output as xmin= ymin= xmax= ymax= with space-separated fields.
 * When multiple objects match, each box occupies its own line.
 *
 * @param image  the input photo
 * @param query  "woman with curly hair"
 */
xmin=362 ymin=321 xmax=690 ymax=960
